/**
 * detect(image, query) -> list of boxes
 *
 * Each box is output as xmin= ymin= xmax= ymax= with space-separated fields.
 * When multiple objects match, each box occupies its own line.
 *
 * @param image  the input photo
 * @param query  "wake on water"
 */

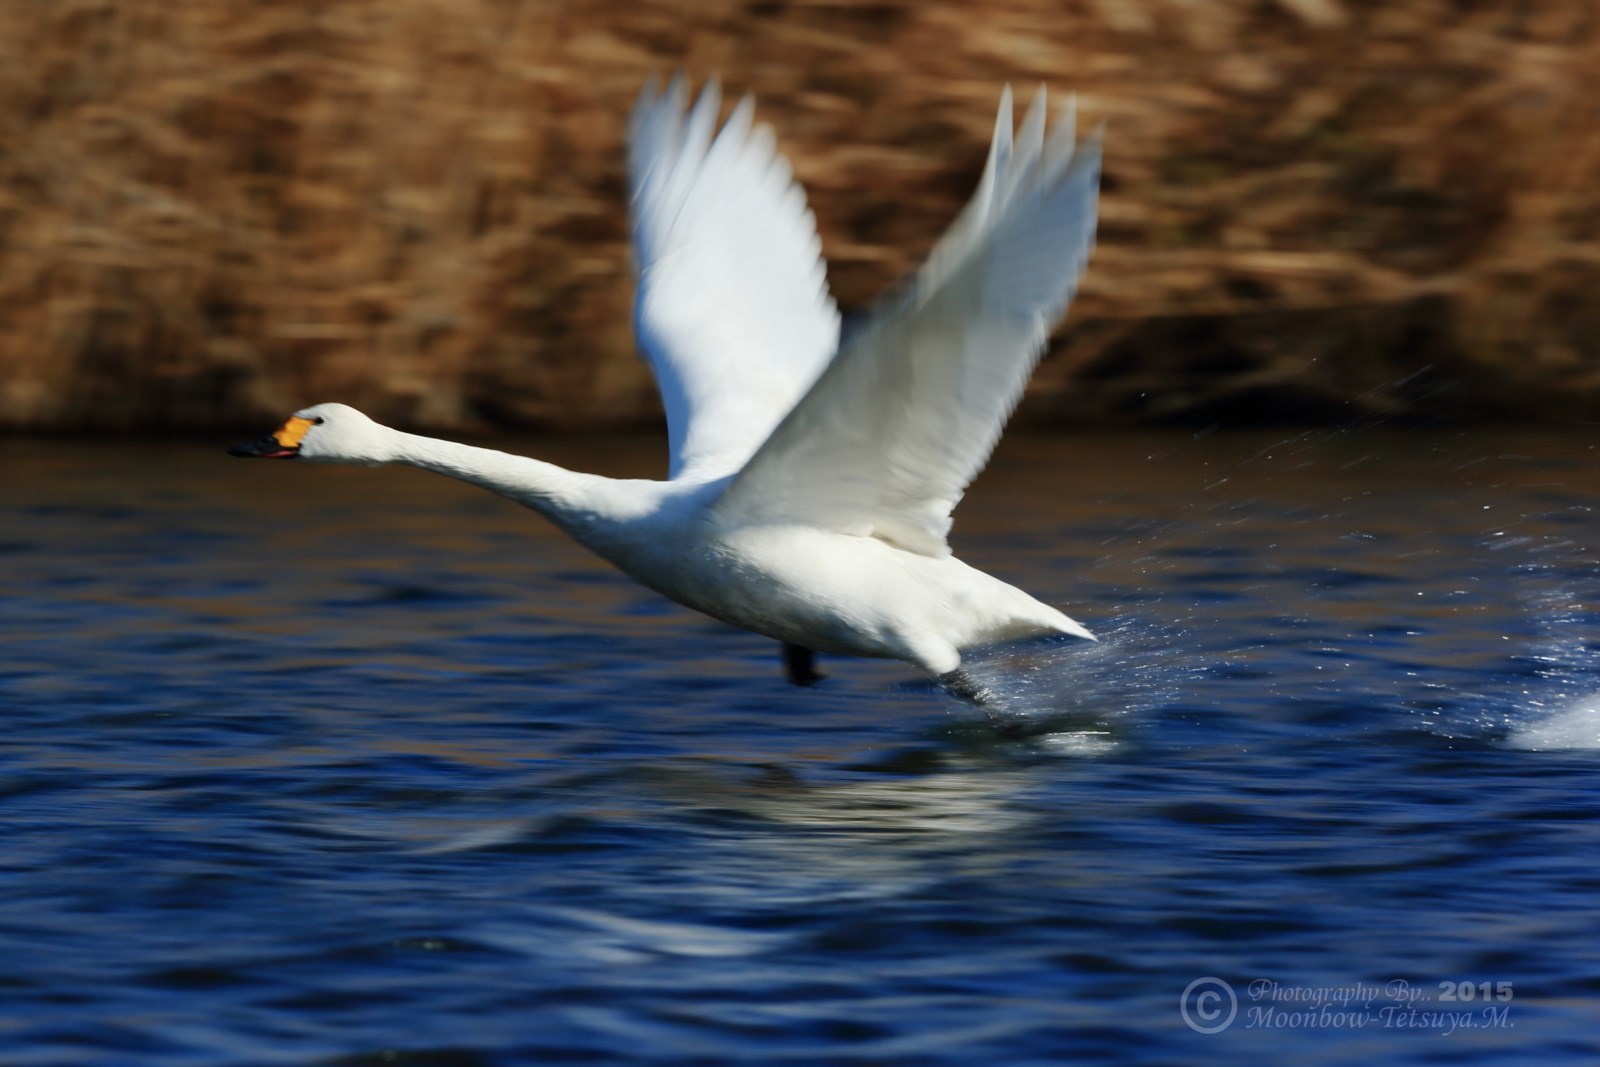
xmin=939 ymin=532 xmax=1598 ymax=754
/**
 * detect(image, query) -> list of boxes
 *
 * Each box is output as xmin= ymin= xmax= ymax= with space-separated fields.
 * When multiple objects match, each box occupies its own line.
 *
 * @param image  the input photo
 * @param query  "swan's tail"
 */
xmin=974 ymin=599 xmax=1097 ymax=648
xmin=1050 ymin=611 xmax=1098 ymax=643
xmin=1028 ymin=605 xmax=1097 ymax=643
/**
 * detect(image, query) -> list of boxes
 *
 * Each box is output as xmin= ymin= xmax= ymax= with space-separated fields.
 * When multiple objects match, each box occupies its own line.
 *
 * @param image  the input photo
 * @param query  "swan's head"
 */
xmin=228 ymin=403 xmax=399 ymax=466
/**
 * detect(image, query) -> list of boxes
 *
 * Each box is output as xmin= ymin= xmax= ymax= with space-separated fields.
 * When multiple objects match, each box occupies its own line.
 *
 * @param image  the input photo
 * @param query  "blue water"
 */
xmin=2 ymin=429 xmax=1598 ymax=1065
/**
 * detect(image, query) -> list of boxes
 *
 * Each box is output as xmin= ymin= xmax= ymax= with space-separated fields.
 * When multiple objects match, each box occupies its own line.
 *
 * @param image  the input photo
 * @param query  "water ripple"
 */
xmin=1 ymin=432 xmax=1597 ymax=1064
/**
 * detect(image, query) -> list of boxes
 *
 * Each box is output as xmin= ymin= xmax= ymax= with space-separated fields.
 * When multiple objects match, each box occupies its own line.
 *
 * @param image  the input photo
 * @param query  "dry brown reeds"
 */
xmin=2 ymin=0 xmax=1598 ymax=431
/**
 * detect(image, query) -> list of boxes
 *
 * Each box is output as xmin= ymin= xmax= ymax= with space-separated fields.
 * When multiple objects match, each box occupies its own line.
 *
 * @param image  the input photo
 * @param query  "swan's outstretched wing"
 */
xmin=713 ymin=87 xmax=1101 ymax=557
xmin=629 ymin=77 xmax=840 ymax=481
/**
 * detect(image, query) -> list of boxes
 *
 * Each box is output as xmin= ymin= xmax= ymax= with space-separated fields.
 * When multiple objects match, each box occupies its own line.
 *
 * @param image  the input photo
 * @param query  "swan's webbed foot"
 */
xmin=783 ymin=644 xmax=827 ymax=687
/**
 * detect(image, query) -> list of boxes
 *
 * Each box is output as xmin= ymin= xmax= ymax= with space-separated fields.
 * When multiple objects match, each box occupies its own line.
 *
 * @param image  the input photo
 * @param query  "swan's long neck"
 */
xmin=390 ymin=433 xmax=681 ymax=565
xmin=396 ymin=433 xmax=590 ymax=515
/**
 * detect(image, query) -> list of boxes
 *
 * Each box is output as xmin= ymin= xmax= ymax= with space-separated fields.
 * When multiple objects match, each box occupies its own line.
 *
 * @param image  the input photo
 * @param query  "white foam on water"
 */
xmin=1508 ymin=694 xmax=1600 ymax=751
xmin=1496 ymin=546 xmax=1600 ymax=749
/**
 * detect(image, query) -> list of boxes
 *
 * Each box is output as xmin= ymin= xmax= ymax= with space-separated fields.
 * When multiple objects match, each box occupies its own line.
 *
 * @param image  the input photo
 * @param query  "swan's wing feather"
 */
xmin=714 ymin=88 xmax=1100 ymax=557
xmin=629 ymin=77 xmax=841 ymax=481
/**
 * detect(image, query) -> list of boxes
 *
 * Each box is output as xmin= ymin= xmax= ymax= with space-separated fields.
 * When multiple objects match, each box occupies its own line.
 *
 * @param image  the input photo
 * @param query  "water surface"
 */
xmin=2 ymin=429 xmax=1597 ymax=1064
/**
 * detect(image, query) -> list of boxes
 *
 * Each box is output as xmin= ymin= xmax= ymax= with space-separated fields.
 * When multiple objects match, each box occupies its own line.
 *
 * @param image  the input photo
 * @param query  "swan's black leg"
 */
xmin=782 ymin=644 xmax=826 ymax=687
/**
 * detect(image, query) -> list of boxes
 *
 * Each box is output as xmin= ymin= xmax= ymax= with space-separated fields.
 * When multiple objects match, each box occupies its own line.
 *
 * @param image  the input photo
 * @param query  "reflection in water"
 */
xmin=1 ymin=430 xmax=1598 ymax=1064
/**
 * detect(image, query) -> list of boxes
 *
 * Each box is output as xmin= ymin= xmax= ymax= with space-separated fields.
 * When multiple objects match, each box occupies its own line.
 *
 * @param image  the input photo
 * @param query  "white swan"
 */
xmin=231 ymin=76 xmax=1102 ymax=691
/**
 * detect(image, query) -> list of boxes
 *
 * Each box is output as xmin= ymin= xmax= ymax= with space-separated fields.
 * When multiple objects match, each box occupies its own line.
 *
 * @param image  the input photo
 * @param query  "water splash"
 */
xmin=1508 ymin=694 xmax=1600 ymax=750
xmin=944 ymin=614 xmax=1207 ymax=747
xmin=1397 ymin=529 xmax=1600 ymax=747
xmin=1497 ymin=545 xmax=1600 ymax=748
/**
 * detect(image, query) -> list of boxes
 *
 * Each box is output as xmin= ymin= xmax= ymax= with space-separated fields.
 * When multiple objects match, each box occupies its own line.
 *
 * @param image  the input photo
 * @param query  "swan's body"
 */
xmin=232 ymin=77 xmax=1102 ymax=685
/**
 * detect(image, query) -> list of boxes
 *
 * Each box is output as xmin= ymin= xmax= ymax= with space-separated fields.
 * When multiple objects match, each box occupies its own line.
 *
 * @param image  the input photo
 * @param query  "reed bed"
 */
xmin=2 ymin=0 xmax=1596 ymax=431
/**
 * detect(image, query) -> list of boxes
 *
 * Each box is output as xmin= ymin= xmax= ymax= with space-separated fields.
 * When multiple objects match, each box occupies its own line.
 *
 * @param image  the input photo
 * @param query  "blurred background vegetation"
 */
xmin=2 ymin=0 xmax=1597 ymax=433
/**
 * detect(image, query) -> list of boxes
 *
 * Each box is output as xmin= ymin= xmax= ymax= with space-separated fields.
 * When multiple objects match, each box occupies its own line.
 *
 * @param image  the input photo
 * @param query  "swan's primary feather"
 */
xmin=714 ymin=87 xmax=1101 ymax=557
xmin=628 ymin=76 xmax=841 ymax=481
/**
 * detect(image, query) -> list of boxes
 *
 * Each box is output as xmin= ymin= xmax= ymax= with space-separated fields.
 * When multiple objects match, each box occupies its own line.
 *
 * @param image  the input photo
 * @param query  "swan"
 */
xmin=230 ymin=76 xmax=1102 ymax=694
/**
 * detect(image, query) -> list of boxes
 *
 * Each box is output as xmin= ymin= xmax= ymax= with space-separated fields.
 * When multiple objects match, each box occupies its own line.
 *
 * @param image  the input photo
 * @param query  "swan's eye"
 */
xmin=313 ymin=417 xmax=326 ymax=426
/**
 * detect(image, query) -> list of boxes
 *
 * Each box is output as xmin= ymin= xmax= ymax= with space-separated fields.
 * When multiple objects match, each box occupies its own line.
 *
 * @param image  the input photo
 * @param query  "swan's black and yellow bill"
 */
xmin=229 ymin=416 xmax=312 ymax=459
